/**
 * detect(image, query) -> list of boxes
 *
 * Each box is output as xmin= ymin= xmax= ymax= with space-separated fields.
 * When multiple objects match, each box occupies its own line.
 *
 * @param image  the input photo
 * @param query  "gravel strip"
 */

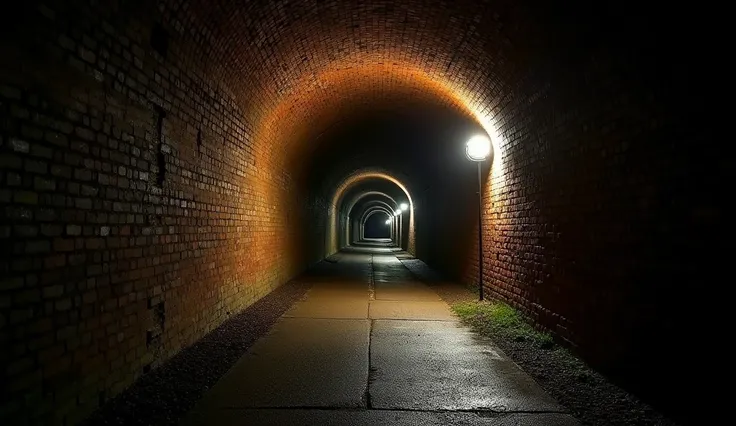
xmin=399 ymin=256 xmax=679 ymax=426
xmin=82 ymin=278 xmax=311 ymax=426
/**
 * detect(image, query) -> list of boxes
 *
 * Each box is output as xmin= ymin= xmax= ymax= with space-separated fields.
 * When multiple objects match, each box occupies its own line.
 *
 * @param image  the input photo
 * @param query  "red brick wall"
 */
xmin=456 ymin=5 xmax=712 ymax=419
xmin=0 ymin=2 xmax=316 ymax=423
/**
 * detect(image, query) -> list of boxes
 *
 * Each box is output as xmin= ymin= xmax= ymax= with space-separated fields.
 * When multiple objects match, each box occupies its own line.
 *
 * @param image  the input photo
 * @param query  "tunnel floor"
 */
xmin=181 ymin=247 xmax=579 ymax=426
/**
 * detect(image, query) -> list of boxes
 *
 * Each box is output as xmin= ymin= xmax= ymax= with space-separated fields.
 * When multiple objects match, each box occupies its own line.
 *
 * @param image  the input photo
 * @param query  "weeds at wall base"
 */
xmin=452 ymin=301 xmax=555 ymax=349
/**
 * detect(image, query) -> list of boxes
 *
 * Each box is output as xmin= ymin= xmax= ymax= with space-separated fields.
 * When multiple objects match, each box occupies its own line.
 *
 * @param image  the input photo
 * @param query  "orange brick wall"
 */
xmin=0 ymin=2 xmax=318 ymax=423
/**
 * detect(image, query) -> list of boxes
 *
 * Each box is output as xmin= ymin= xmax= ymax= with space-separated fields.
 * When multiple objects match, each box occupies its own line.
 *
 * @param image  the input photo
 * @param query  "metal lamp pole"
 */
xmin=465 ymin=135 xmax=492 ymax=302
xmin=476 ymin=160 xmax=484 ymax=301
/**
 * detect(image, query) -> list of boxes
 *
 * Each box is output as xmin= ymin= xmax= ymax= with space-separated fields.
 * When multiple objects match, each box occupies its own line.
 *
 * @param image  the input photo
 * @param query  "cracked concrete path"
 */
xmin=181 ymin=247 xmax=579 ymax=426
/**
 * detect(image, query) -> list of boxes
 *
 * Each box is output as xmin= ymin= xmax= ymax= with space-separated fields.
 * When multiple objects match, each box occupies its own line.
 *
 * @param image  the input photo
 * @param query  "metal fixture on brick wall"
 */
xmin=465 ymin=135 xmax=492 ymax=301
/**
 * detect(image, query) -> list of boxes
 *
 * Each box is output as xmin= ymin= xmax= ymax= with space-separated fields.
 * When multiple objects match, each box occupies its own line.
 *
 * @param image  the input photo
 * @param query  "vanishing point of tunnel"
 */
xmin=0 ymin=1 xmax=719 ymax=425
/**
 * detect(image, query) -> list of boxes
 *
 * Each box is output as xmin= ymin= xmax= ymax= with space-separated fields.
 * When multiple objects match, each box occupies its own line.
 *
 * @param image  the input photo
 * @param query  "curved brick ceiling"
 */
xmin=162 ymin=0 xmax=533 ymax=170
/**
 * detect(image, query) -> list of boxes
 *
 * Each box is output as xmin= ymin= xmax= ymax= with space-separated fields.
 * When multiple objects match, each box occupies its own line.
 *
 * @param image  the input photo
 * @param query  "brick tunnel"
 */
xmin=0 ymin=1 xmax=719 ymax=425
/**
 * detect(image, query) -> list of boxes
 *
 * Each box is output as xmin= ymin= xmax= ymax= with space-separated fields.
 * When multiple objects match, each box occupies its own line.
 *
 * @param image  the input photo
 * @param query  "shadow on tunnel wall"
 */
xmin=412 ymin=163 xmax=478 ymax=278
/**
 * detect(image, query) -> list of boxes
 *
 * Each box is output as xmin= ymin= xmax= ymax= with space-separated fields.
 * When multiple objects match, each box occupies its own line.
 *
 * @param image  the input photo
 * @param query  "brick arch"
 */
xmin=357 ymin=201 xmax=397 ymax=233
xmin=359 ymin=204 xmax=399 ymax=244
xmin=263 ymin=64 xmax=483 ymax=165
xmin=328 ymin=168 xmax=415 ymax=255
xmin=346 ymin=191 xmax=398 ymax=217
xmin=359 ymin=204 xmax=395 ymax=225
xmin=349 ymin=197 xmax=397 ymax=245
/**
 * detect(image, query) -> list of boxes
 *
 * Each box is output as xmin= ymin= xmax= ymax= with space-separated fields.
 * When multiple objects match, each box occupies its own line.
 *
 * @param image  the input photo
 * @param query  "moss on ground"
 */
xmin=451 ymin=301 xmax=555 ymax=349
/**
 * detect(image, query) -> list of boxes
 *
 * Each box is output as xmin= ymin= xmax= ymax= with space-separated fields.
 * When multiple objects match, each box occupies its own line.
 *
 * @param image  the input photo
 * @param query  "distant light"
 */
xmin=399 ymin=202 xmax=408 ymax=211
xmin=385 ymin=219 xmax=391 ymax=225
xmin=394 ymin=210 xmax=401 ymax=216
xmin=465 ymin=135 xmax=492 ymax=162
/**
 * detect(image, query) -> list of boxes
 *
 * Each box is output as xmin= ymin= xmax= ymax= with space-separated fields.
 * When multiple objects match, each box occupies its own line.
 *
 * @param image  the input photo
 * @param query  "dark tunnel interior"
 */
xmin=0 ymin=0 xmax=722 ymax=425
xmin=361 ymin=213 xmax=390 ymax=240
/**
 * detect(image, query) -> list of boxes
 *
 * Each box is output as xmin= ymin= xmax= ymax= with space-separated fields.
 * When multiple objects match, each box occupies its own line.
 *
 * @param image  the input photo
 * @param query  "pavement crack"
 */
xmin=368 ymin=254 xmax=375 ymax=301
xmin=363 ymin=319 xmax=375 ymax=409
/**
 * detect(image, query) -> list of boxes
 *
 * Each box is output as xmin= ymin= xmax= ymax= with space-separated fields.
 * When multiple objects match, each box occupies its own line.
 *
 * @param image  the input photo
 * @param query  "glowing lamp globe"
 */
xmin=465 ymin=135 xmax=492 ymax=162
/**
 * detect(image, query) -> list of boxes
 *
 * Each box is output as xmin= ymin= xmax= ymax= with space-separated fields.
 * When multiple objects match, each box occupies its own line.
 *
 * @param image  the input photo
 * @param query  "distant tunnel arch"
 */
xmin=328 ymin=169 xmax=415 ymax=255
xmin=361 ymin=209 xmax=394 ymax=241
xmin=344 ymin=191 xmax=399 ymax=246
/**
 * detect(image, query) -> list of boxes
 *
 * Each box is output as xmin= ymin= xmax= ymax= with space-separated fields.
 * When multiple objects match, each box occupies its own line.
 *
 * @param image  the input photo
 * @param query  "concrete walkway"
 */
xmin=181 ymin=245 xmax=579 ymax=426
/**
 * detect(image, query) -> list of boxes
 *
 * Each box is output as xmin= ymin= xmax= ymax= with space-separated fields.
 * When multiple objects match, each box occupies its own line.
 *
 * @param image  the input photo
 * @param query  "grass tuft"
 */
xmin=451 ymin=301 xmax=554 ymax=349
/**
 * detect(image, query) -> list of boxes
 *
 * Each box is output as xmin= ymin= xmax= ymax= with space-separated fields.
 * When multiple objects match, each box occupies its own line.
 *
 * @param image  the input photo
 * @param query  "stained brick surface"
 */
xmin=0 ymin=0 xmax=712 ymax=424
